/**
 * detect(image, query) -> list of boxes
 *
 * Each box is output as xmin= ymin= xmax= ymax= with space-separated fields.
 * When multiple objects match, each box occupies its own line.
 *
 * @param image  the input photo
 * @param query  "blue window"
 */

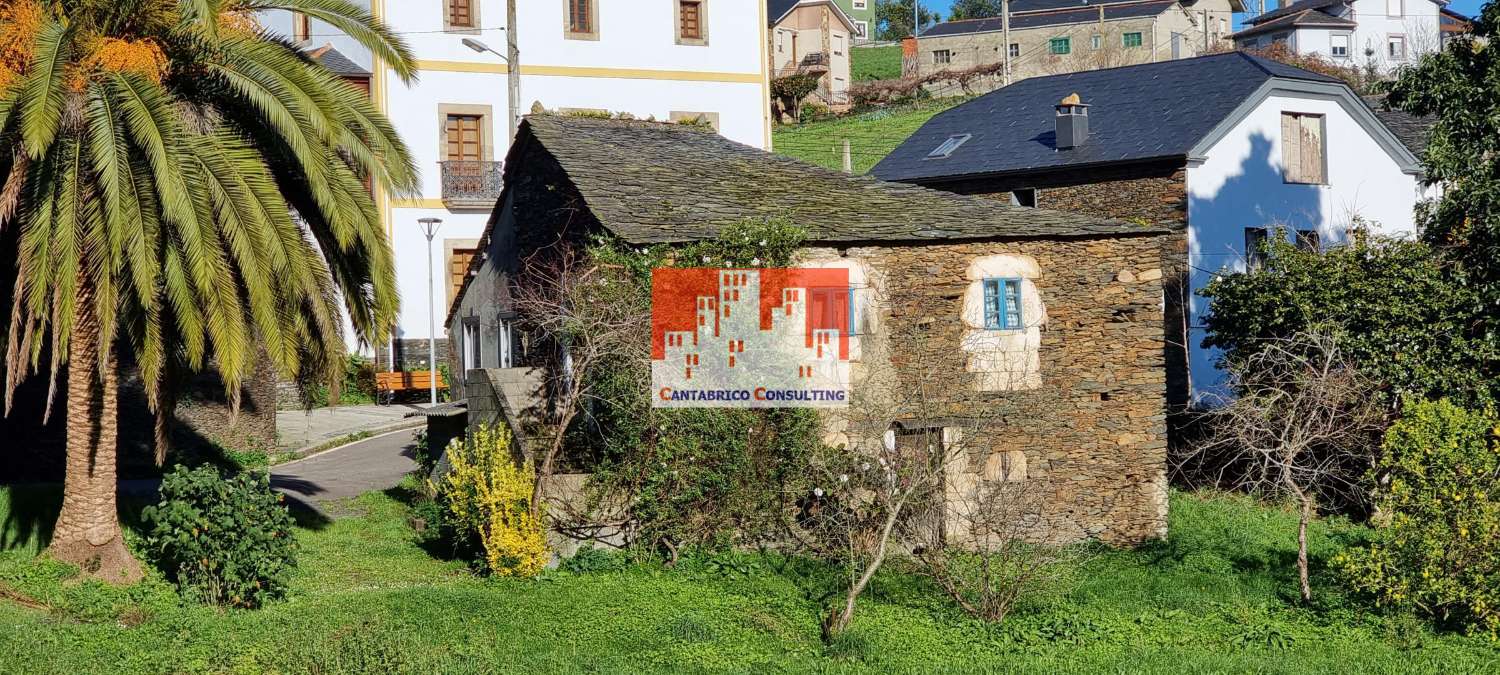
xmin=982 ymin=278 xmax=1023 ymax=330
xmin=847 ymin=286 xmax=860 ymax=336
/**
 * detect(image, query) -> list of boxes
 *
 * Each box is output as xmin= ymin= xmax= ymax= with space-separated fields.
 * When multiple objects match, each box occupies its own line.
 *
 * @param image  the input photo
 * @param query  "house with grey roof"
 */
xmin=910 ymin=0 xmax=1242 ymax=94
xmin=872 ymin=51 xmax=1427 ymax=402
xmin=770 ymin=0 xmax=858 ymax=110
xmin=1232 ymin=0 xmax=1446 ymax=72
xmin=448 ymin=113 xmax=1176 ymax=545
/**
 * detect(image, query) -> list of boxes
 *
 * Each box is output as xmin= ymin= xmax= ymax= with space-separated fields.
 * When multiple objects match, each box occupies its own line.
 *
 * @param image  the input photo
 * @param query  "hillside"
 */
xmin=771 ymin=98 xmax=966 ymax=175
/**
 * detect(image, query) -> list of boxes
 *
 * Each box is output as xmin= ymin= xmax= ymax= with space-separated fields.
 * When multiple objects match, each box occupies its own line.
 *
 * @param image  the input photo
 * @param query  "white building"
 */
xmin=1233 ymin=0 xmax=1445 ymax=73
xmin=871 ymin=52 xmax=1426 ymax=404
xmin=261 ymin=1 xmax=772 ymax=367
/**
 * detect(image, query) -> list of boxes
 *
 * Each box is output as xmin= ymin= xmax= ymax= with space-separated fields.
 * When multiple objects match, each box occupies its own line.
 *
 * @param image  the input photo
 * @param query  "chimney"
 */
xmin=1055 ymin=93 xmax=1089 ymax=149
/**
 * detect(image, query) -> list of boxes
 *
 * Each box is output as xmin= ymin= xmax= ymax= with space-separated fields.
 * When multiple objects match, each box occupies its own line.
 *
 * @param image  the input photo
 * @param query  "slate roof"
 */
xmin=921 ymin=0 xmax=1179 ymax=36
xmin=1363 ymin=95 xmax=1432 ymax=157
xmin=1231 ymin=7 xmax=1355 ymax=39
xmin=518 ymin=115 xmax=1156 ymax=245
xmin=1242 ymin=0 xmax=1344 ymax=26
xmin=871 ymin=51 xmax=1343 ymax=183
xmin=307 ymin=45 xmax=370 ymax=77
xmin=769 ymin=0 xmax=855 ymax=30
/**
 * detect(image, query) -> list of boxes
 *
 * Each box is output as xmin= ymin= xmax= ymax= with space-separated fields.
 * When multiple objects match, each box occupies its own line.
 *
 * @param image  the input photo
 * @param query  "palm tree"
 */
xmin=0 ymin=0 xmax=417 ymax=582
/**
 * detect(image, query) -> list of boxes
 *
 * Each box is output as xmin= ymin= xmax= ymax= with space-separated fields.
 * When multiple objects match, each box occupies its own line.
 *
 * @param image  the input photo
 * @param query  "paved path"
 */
xmin=275 ymin=404 xmax=428 ymax=452
xmin=270 ymin=428 xmax=422 ymax=512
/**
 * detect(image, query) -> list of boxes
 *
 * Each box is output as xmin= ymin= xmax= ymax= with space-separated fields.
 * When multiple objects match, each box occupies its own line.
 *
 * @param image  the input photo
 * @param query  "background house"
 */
xmin=872 ymin=52 xmax=1425 ymax=401
xmin=1232 ymin=0 xmax=1446 ymax=72
xmin=449 ymin=114 xmax=1174 ymax=545
xmin=770 ymin=0 xmax=857 ymax=111
xmin=259 ymin=1 xmax=772 ymax=369
xmin=909 ymin=0 xmax=1243 ymax=94
xmin=835 ymin=0 xmax=877 ymax=41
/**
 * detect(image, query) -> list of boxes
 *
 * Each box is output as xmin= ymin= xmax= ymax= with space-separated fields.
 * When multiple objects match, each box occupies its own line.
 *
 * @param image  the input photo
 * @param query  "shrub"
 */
xmin=1338 ymin=400 xmax=1500 ymax=636
xmin=141 ymin=466 xmax=296 ymax=608
xmin=435 ymin=425 xmax=548 ymax=577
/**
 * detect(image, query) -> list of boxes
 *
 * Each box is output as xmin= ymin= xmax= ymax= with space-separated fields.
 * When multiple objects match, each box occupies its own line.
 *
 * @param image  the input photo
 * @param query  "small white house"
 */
xmin=872 ymin=52 xmax=1426 ymax=403
xmin=259 ymin=1 xmax=772 ymax=366
xmin=1233 ymin=0 xmax=1445 ymax=73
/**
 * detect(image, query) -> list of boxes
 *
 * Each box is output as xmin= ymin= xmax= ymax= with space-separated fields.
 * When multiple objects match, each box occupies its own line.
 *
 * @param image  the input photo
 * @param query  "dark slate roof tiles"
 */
xmin=521 ymin=114 xmax=1159 ymax=245
xmin=871 ymin=51 xmax=1341 ymax=182
xmin=921 ymin=0 xmax=1177 ymax=36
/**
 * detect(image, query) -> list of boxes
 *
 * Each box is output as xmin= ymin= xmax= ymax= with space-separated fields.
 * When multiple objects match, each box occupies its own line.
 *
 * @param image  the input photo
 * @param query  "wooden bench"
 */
xmin=375 ymin=370 xmax=446 ymax=404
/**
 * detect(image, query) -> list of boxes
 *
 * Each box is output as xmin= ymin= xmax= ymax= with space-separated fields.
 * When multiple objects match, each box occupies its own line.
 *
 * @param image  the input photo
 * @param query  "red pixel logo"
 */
xmin=651 ymin=268 xmax=852 ymax=408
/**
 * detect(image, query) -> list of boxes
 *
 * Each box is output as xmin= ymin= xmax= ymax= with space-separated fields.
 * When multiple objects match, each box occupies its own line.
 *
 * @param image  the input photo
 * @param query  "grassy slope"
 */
xmin=1 ymin=485 xmax=1495 ymax=673
xmin=772 ymin=98 xmax=965 ymax=175
xmin=851 ymin=45 xmax=903 ymax=82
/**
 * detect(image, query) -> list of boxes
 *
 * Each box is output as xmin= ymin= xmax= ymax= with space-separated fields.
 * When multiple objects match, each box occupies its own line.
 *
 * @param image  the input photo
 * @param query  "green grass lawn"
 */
xmin=772 ymin=98 xmax=966 ymax=175
xmin=851 ymin=45 xmax=903 ymax=82
xmin=1 ymin=484 xmax=1496 ymax=673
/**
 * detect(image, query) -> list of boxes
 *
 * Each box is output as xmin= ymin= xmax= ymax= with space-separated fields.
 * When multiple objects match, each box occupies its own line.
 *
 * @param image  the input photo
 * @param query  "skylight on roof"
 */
xmin=926 ymin=134 xmax=971 ymax=159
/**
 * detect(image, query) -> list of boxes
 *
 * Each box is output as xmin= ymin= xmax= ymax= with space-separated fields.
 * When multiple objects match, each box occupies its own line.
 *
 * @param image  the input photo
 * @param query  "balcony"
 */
xmin=440 ymin=161 xmax=504 ymax=210
xmin=776 ymin=51 xmax=830 ymax=78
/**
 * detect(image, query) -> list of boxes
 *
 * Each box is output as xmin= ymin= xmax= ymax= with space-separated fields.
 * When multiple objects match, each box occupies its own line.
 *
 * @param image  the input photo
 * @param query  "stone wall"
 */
xmin=924 ymin=160 xmax=1192 ymax=410
xmin=800 ymin=231 xmax=1171 ymax=545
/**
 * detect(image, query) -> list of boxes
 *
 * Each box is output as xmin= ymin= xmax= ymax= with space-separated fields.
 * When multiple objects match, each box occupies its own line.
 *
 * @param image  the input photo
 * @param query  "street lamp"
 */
xmin=417 ymin=217 xmax=444 ymax=406
xmin=461 ymin=35 xmax=521 ymax=142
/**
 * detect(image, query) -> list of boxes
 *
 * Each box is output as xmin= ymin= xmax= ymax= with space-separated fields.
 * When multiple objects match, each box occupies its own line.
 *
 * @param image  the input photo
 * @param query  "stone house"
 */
xmin=910 ymin=0 xmax=1242 ymax=95
xmin=871 ymin=51 xmax=1425 ymax=403
xmin=1232 ymin=0 xmax=1445 ymax=73
xmin=770 ymin=0 xmax=858 ymax=111
xmin=447 ymin=113 xmax=1173 ymax=545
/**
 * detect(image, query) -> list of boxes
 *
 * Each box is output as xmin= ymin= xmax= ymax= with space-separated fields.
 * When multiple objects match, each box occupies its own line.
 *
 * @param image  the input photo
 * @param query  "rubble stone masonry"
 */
xmin=802 ymin=231 xmax=1171 ymax=546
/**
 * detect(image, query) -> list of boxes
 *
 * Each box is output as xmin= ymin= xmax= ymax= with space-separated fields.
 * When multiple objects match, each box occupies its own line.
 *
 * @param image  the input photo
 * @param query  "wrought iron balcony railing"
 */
xmin=440 ymin=161 xmax=504 ymax=209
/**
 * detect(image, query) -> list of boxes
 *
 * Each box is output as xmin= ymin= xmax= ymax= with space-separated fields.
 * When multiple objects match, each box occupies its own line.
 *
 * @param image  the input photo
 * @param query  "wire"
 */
xmin=298 ymin=26 xmax=507 ymax=39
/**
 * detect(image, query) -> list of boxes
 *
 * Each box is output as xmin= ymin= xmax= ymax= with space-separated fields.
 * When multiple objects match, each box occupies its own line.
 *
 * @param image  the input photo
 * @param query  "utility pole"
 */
xmin=913 ymin=0 xmax=919 ymax=38
xmin=1002 ymin=0 xmax=1011 ymax=85
xmin=418 ymin=217 xmax=444 ymax=406
xmin=506 ymin=0 xmax=520 ymax=141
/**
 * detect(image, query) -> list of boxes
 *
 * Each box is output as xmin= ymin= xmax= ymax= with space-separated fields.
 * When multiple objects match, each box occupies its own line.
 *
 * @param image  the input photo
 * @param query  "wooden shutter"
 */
xmin=450 ymin=248 xmax=477 ymax=302
xmin=449 ymin=0 xmax=473 ymax=28
xmin=680 ymin=1 xmax=702 ymax=39
xmin=569 ymin=0 xmax=592 ymax=34
xmin=1281 ymin=113 xmax=1302 ymax=182
xmin=1300 ymin=114 xmax=1325 ymax=184
xmin=445 ymin=114 xmax=482 ymax=161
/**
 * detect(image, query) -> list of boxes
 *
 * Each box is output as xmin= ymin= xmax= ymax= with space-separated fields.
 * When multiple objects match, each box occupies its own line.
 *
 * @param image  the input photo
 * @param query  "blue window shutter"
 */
xmin=1004 ymin=279 xmax=1023 ymax=329
xmin=983 ymin=279 xmax=999 ymax=329
xmin=847 ymin=286 xmax=857 ymax=336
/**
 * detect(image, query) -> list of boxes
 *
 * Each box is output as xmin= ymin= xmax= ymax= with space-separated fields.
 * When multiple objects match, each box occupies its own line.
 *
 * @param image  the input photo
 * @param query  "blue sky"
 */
xmin=923 ymin=0 xmax=1487 ymax=24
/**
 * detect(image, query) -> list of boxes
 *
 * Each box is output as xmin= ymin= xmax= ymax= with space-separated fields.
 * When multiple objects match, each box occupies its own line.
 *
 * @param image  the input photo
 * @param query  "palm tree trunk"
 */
xmin=45 ymin=279 xmax=143 ymax=584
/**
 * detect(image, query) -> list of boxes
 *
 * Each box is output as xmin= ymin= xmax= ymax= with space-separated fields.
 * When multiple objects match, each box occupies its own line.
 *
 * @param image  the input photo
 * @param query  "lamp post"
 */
xmin=462 ymin=35 xmax=521 ymax=142
xmin=417 ymin=217 xmax=444 ymax=406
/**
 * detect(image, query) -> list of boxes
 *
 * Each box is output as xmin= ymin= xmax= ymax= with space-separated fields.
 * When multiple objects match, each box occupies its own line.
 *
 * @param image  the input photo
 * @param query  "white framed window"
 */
xmin=497 ymin=320 xmax=515 ymax=369
xmin=462 ymin=318 xmax=480 ymax=372
xmin=854 ymin=20 xmax=868 ymax=38
xmin=834 ymin=34 xmax=844 ymax=56
xmin=1388 ymin=34 xmax=1406 ymax=60
xmin=1330 ymin=34 xmax=1349 ymax=57
xmin=1244 ymin=227 xmax=1269 ymax=269
xmin=1008 ymin=43 xmax=1020 ymax=58
xmin=1091 ymin=33 xmax=1103 ymax=50
xmin=1386 ymin=0 xmax=1402 ymax=17
xmin=853 ymin=0 xmax=867 ymax=8
xmin=1281 ymin=112 xmax=1326 ymax=185
xmin=933 ymin=49 xmax=951 ymax=65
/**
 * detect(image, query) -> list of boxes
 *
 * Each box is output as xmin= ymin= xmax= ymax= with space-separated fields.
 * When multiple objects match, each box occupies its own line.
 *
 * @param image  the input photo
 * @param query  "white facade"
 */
xmin=1237 ymin=0 xmax=1443 ymax=73
xmin=265 ymin=1 xmax=771 ymax=353
xmin=1184 ymin=84 xmax=1424 ymax=397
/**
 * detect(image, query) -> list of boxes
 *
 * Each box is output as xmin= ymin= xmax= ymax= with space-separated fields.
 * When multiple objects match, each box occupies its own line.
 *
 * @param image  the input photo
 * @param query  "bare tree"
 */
xmin=1183 ymin=330 xmax=1387 ymax=601
xmin=509 ymin=245 xmax=652 ymax=518
xmin=797 ymin=319 xmax=1025 ymax=637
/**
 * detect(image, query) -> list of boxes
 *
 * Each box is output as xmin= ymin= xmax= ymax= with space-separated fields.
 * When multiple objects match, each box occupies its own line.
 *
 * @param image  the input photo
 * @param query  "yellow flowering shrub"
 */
xmin=435 ymin=425 xmax=548 ymax=577
xmin=0 ymin=0 xmax=43 ymax=90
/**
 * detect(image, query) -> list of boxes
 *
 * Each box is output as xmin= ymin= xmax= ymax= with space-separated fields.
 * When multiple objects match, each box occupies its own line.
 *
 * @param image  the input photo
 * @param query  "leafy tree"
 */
xmin=873 ymin=0 xmax=941 ymax=41
xmin=0 ymin=0 xmax=416 ymax=582
xmin=1387 ymin=4 xmax=1500 ymax=367
xmin=1199 ymin=234 xmax=1497 ymax=409
xmin=946 ymin=0 xmax=1003 ymax=21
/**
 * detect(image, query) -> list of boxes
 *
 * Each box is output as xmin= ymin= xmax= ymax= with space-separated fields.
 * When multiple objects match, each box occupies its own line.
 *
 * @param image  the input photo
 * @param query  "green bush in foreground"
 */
xmin=141 ymin=466 xmax=296 ymax=608
xmin=1339 ymin=400 xmax=1500 ymax=636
